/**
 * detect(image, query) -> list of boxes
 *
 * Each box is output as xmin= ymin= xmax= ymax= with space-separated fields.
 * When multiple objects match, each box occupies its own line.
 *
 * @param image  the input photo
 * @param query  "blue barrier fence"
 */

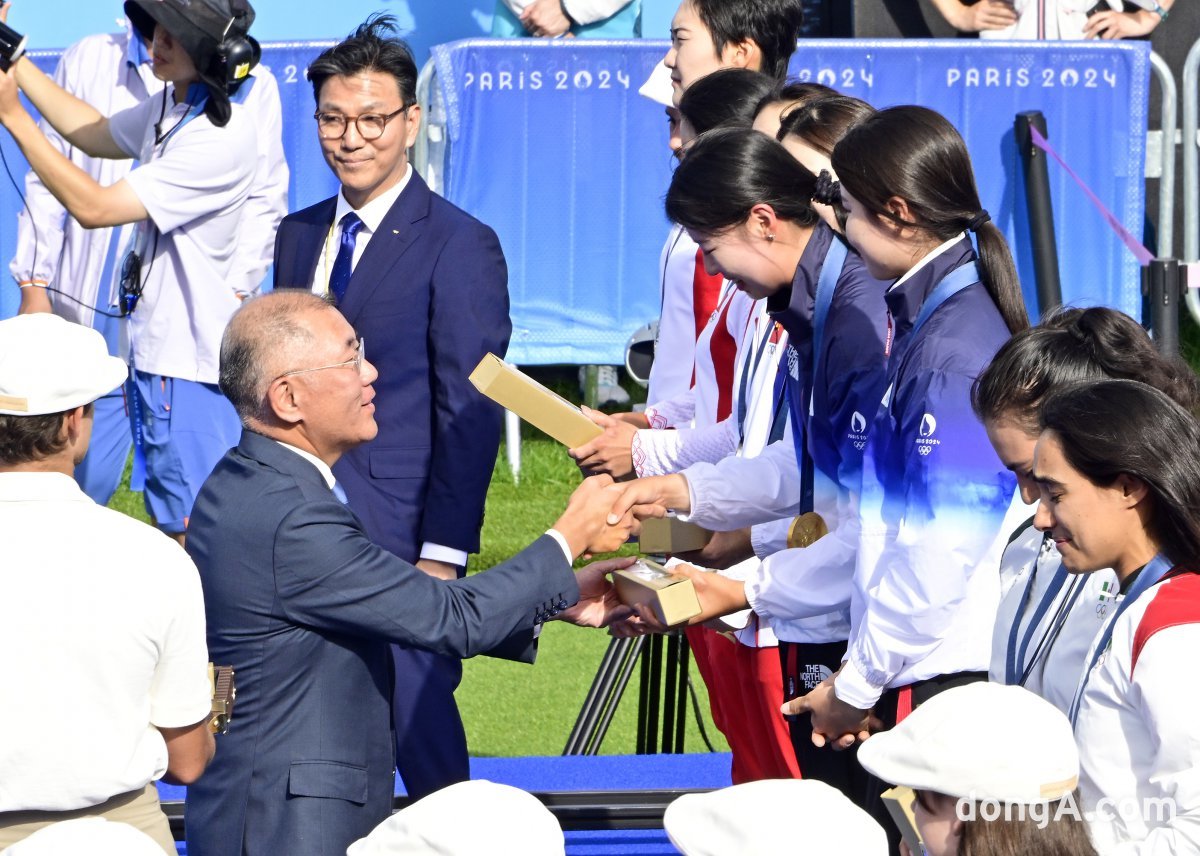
xmin=2 ymin=38 xmax=1151 ymax=366
xmin=430 ymin=38 xmax=1151 ymax=364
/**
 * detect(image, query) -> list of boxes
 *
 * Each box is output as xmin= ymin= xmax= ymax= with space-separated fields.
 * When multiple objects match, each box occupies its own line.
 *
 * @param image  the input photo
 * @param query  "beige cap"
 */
xmin=346 ymin=780 xmax=564 ymax=856
xmin=857 ymin=682 xmax=1079 ymax=804
xmin=0 ymin=314 xmax=127 ymax=416
xmin=664 ymin=779 xmax=889 ymax=855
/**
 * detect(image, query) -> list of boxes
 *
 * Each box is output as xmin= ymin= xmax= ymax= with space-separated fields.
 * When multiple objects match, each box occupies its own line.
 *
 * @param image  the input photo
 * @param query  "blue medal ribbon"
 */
xmin=1004 ymin=537 xmax=1067 ymax=685
xmin=788 ymin=237 xmax=850 ymax=513
xmin=1068 ymin=553 xmax=1173 ymax=724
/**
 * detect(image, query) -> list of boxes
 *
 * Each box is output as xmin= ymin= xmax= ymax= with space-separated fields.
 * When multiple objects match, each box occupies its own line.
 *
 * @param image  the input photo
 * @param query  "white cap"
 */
xmin=0 ymin=314 xmax=127 ymax=416
xmin=664 ymin=779 xmax=889 ymax=855
xmin=0 ymin=818 xmax=164 ymax=856
xmin=346 ymin=780 xmax=564 ymax=856
xmin=857 ymin=682 xmax=1079 ymax=804
xmin=639 ymin=62 xmax=674 ymax=107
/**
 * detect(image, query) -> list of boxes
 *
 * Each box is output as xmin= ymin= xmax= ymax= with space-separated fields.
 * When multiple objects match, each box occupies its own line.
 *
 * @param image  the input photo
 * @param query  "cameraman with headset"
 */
xmin=5 ymin=6 xmax=287 ymax=510
xmin=0 ymin=0 xmax=269 ymax=544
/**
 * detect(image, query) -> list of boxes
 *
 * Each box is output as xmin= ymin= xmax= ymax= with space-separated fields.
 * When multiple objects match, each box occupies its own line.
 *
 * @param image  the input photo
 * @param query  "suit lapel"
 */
xmin=279 ymin=198 xmax=338 ymax=292
xmin=336 ymin=174 xmax=431 ymax=324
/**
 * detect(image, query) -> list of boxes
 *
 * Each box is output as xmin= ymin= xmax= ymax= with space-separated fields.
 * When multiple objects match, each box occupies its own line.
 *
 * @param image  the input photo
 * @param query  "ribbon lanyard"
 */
xmin=809 ymin=236 xmax=850 ymax=408
xmin=786 ymin=237 xmax=849 ymax=514
xmin=1068 ymin=553 xmax=1173 ymax=724
xmin=736 ymin=312 xmax=778 ymax=444
xmin=910 ymin=262 xmax=980 ymax=337
xmin=875 ymin=261 xmax=981 ymax=415
xmin=1004 ymin=536 xmax=1067 ymax=685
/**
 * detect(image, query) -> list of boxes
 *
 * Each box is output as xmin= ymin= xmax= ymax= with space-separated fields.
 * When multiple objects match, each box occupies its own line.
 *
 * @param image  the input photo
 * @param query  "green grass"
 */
xmin=459 ymin=437 xmax=726 ymax=757
xmin=109 ymin=368 xmax=728 ymax=759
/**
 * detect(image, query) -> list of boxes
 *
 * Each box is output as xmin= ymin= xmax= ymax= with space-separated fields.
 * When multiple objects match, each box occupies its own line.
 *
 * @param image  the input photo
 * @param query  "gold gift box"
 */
xmin=469 ymin=353 xmax=602 ymax=447
xmin=613 ymin=559 xmax=702 ymax=627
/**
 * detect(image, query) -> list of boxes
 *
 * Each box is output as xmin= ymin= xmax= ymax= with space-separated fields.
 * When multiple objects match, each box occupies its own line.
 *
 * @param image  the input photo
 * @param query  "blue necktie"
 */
xmin=332 ymin=482 xmax=349 ymax=504
xmin=328 ymin=212 xmax=364 ymax=304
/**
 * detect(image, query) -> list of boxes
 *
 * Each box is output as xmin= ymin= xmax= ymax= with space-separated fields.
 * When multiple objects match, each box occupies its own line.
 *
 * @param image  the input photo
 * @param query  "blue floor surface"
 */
xmin=161 ymin=753 xmax=733 ymax=855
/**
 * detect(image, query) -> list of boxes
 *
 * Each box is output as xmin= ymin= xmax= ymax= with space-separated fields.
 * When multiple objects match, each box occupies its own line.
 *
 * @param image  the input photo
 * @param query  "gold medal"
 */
xmin=787 ymin=512 xmax=828 ymax=549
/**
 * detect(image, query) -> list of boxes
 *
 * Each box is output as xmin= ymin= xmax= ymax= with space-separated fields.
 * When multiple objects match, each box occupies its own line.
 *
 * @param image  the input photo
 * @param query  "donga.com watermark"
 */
xmin=956 ymin=793 xmax=1177 ymax=829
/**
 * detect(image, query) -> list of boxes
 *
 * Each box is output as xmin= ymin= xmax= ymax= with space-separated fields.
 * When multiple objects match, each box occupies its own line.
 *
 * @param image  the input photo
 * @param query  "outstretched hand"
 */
xmin=605 ymin=474 xmax=690 ymax=528
xmin=567 ymin=406 xmax=639 ymax=479
xmin=553 ymin=475 xmax=635 ymax=557
xmin=556 ymin=556 xmax=637 ymax=627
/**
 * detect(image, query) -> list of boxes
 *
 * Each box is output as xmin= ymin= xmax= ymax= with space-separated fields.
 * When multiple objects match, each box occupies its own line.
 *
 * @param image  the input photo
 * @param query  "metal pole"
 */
xmin=671 ymin=632 xmax=689 ymax=753
xmin=1144 ymin=259 xmax=1182 ymax=358
xmin=588 ymin=641 xmax=644 ymax=754
xmin=1014 ymin=111 xmax=1063 ymax=316
xmin=564 ymin=636 xmax=632 ymax=755
xmin=662 ymin=632 xmax=680 ymax=753
xmin=1181 ymin=40 xmax=1200 ymax=324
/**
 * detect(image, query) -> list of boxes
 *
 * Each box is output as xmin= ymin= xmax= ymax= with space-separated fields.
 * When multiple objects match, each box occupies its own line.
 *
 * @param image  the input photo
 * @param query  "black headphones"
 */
xmin=209 ymin=2 xmax=258 ymax=93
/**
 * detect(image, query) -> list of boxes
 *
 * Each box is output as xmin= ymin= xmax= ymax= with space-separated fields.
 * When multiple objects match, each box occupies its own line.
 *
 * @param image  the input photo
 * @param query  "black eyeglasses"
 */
xmin=314 ymin=105 xmax=412 ymax=141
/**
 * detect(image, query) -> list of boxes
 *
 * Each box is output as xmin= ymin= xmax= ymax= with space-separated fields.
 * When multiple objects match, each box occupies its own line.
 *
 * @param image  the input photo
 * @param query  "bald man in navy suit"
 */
xmin=271 ymin=15 xmax=510 ymax=799
xmin=186 ymin=292 xmax=633 ymax=856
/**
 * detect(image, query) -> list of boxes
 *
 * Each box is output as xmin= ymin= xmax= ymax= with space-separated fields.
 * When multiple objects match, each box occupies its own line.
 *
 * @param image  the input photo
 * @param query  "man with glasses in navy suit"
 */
xmin=270 ymin=13 xmax=511 ymax=801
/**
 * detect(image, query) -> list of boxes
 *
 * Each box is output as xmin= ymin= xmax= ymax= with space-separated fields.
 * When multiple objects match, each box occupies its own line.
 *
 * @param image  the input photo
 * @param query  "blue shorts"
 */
xmin=74 ymin=308 xmax=132 ymax=506
xmin=132 ymin=370 xmax=241 ymax=534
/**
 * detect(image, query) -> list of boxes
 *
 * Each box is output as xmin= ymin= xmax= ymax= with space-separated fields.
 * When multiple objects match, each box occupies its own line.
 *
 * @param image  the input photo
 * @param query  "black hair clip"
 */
xmin=813 ymin=169 xmax=841 ymax=206
xmin=967 ymin=210 xmax=991 ymax=232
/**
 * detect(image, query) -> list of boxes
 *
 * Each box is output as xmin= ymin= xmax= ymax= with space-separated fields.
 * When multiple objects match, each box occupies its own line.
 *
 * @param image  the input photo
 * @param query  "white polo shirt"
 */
xmin=0 ymin=472 xmax=211 ymax=811
xmin=109 ymin=85 xmax=257 ymax=384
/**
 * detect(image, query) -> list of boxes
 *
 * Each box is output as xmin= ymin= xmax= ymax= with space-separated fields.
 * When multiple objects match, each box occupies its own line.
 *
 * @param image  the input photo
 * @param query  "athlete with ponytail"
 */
xmin=766 ymin=107 xmax=1025 ymax=822
xmin=608 ymin=116 xmax=892 ymax=795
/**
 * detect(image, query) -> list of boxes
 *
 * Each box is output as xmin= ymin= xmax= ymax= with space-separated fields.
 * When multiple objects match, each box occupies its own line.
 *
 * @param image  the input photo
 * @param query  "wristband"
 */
xmin=17 ymin=279 xmax=48 ymax=289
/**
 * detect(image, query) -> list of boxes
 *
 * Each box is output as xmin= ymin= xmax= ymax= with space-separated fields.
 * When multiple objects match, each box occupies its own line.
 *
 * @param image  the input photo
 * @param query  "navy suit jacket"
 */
xmin=273 ymin=172 xmax=511 ymax=561
xmin=184 ymin=432 xmax=577 ymax=856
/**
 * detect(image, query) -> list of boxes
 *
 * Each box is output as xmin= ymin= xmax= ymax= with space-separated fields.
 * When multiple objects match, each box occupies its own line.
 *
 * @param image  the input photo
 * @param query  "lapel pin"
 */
xmin=392 ymin=229 xmax=400 ymax=235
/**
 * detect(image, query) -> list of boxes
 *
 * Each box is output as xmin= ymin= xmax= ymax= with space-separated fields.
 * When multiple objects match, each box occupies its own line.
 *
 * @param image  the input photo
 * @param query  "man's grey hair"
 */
xmin=219 ymin=291 xmax=332 ymax=425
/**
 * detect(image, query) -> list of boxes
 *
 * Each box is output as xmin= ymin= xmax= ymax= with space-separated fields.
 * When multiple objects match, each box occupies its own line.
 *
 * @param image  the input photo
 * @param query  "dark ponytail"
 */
xmin=832 ymin=105 xmax=1028 ymax=335
xmin=973 ymin=306 xmax=1200 ymax=431
xmin=665 ymin=127 xmax=819 ymax=234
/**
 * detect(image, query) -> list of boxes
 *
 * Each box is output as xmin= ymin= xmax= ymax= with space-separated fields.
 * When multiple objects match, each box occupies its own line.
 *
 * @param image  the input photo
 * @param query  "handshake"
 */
xmin=548 ymin=473 xmax=702 ymax=631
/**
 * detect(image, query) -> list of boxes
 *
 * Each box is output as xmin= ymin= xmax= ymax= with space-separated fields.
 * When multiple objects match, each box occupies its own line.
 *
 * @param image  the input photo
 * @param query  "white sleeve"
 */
xmin=750 ymin=516 xmax=791 ymax=559
xmin=236 ymin=67 xmax=290 ymax=295
xmin=148 ymin=553 xmax=212 ymax=728
xmin=107 ymin=95 xmax=159 ymax=159
xmin=645 ymin=388 xmax=696 ymax=429
xmin=681 ymin=436 xmax=801 ymax=531
xmin=835 ymin=368 xmax=1013 ymax=710
xmin=1109 ymin=626 xmax=1200 ymax=855
xmin=9 ymin=50 xmax=75 ymax=286
xmin=633 ymin=417 xmax=739 ymax=477
xmin=745 ymin=488 xmax=860 ymax=622
xmin=124 ymin=110 xmax=257 ymax=234
xmin=562 ymin=0 xmax=635 ymax=25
